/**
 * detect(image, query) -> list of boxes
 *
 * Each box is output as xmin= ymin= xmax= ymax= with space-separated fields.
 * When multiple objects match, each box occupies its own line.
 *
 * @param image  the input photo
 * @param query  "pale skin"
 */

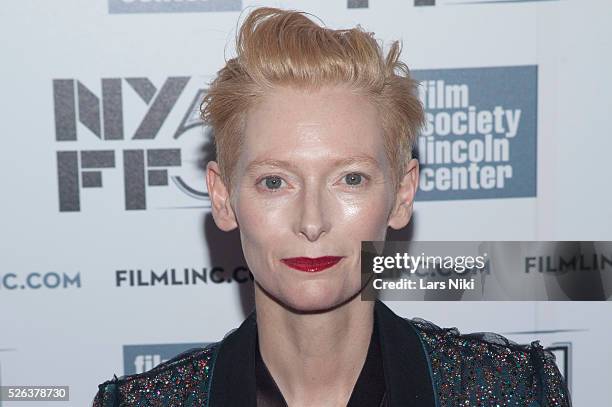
xmin=206 ymin=84 xmax=419 ymax=406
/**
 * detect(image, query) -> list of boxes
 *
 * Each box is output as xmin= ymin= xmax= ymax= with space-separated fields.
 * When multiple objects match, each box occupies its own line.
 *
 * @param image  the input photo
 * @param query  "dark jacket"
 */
xmin=92 ymin=300 xmax=571 ymax=406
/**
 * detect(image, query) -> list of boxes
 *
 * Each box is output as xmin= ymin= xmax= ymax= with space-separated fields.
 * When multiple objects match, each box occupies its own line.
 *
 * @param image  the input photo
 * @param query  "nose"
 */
xmin=296 ymin=183 xmax=331 ymax=242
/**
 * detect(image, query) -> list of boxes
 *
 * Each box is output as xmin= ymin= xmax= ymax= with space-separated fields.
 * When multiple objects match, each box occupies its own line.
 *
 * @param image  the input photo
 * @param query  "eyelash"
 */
xmin=256 ymin=172 xmax=370 ymax=192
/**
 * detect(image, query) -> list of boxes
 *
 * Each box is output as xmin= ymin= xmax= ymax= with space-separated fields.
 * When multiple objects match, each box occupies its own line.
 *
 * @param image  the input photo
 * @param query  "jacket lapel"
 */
xmin=375 ymin=300 xmax=437 ymax=407
xmin=208 ymin=310 xmax=258 ymax=407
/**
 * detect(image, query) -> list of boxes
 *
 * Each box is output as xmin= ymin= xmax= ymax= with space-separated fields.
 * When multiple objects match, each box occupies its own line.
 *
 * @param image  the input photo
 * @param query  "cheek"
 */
xmin=234 ymin=191 xmax=289 ymax=268
xmin=335 ymin=194 xmax=392 ymax=241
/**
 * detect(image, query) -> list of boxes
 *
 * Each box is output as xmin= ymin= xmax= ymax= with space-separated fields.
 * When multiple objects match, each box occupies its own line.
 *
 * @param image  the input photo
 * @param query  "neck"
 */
xmin=255 ymin=286 xmax=375 ymax=407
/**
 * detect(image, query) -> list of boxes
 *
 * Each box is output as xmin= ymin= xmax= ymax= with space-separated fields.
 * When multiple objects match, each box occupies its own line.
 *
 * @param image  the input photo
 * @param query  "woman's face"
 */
xmin=207 ymin=84 xmax=418 ymax=312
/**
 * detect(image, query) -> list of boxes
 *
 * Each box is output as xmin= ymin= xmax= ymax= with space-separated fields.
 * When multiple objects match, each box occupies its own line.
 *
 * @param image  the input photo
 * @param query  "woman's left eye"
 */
xmin=343 ymin=172 xmax=366 ymax=187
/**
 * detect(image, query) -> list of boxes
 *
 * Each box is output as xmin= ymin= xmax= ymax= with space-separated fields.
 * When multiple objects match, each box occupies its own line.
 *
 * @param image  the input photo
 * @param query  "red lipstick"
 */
xmin=281 ymin=256 xmax=344 ymax=273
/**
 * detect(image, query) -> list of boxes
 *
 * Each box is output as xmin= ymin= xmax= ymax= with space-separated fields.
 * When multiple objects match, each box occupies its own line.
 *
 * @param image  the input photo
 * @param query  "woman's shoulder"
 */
xmin=92 ymin=342 xmax=221 ymax=407
xmin=406 ymin=317 xmax=572 ymax=406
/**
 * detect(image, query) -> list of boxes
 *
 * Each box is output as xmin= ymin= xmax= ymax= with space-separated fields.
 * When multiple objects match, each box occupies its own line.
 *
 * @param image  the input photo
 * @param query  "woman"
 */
xmin=93 ymin=7 xmax=571 ymax=407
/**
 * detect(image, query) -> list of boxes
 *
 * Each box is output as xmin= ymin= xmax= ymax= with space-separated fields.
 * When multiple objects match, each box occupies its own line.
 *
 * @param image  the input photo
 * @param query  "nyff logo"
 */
xmin=53 ymin=77 xmax=210 ymax=212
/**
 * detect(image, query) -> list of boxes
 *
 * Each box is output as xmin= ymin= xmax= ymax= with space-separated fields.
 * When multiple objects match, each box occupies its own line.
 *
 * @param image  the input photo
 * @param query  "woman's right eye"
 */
xmin=258 ymin=175 xmax=285 ymax=191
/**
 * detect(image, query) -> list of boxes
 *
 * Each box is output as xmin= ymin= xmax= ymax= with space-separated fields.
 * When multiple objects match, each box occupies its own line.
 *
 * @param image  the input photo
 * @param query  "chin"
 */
xmin=276 ymin=282 xmax=358 ymax=313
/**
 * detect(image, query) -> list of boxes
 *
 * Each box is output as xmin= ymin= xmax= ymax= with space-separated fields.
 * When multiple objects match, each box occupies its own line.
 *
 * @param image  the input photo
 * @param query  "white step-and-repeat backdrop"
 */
xmin=1 ymin=0 xmax=611 ymax=405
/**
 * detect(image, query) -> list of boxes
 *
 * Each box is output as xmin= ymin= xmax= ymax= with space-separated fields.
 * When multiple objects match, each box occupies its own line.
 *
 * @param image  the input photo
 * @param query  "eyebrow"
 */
xmin=245 ymin=155 xmax=382 ymax=173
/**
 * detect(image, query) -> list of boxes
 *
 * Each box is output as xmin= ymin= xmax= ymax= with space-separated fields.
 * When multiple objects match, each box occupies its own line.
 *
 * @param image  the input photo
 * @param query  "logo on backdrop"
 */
xmin=115 ymin=266 xmax=252 ymax=287
xmin=412 ymin=66 xmax=537 ymax=201
xmin=108 ymin=0 xmax=241 ymax=14
xmin=53 ymin=77 xmax=211 ymax=212
xmin=0 ymin=272 xmax=81 ymax=290
xmin=414 ymin=0 xmax=558 ymax=6
xmin=109 ymin=0 xmax=367 ymax=13
xmin=123 ymin=343 xmax=208 ymax=375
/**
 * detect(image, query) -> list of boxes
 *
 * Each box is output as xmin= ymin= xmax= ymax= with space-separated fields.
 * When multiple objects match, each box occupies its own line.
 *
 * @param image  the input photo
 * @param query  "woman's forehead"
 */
xmin=241 ymin=85 xmax=386 ymax=157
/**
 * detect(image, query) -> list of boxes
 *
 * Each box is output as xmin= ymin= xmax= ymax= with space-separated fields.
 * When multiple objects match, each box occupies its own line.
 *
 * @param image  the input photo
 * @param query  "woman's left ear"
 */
xmin=387 ymin=158 xmax=419 ymax=230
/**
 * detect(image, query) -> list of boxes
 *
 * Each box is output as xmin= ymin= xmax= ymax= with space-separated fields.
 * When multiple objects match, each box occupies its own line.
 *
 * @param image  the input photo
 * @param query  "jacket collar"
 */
xmin=208 ymin=300 xmax=436 ymax=407
xmin=374 ymin=300 xmax=436 ymax=406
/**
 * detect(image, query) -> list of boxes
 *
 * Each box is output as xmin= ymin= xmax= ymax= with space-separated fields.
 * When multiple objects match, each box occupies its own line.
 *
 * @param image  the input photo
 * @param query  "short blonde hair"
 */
xmin=200 ymin=6 xmax=424 ymax=192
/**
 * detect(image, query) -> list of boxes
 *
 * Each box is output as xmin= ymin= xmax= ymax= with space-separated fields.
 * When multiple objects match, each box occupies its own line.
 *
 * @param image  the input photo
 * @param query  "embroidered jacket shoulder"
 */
xmin=408 ymin=318 xmax=572 ymax=407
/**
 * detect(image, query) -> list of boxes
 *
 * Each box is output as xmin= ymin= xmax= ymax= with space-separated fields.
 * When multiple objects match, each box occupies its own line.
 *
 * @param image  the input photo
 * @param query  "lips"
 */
xmin=281 ymin=256 xmax=344 ymax=273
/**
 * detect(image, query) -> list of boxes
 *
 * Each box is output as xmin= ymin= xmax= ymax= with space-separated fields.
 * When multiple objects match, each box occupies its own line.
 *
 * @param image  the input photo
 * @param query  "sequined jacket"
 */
xmin=92 ymin=300 xmax=571 ymax=406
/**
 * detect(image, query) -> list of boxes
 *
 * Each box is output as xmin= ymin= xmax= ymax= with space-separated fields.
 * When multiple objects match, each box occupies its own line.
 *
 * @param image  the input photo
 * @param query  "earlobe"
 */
xmin=387 ymin=158 xmax=419 ymax=230
xmin=205 ymin=161 xmax=239 ymax=232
